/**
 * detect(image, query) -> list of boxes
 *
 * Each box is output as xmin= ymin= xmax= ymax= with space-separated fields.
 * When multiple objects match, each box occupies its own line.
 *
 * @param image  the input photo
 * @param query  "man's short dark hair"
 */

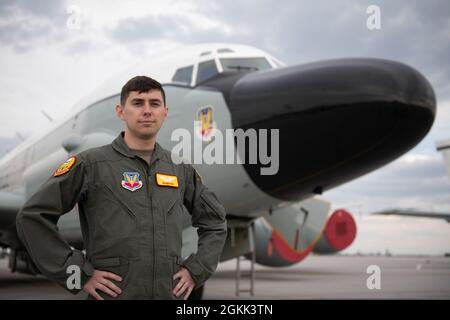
xmin=120 ymin=76 xmax=166 ymax=107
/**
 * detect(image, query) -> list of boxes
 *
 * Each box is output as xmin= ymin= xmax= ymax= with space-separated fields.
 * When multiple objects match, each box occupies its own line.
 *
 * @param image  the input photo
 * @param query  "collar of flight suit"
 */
xmin=111 ymin=131 xmax=162 ymax=165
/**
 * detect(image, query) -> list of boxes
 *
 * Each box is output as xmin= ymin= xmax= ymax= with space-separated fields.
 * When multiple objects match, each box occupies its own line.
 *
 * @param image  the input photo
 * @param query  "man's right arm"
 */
xmin=15 ymin=155 xmax=94 ymax=294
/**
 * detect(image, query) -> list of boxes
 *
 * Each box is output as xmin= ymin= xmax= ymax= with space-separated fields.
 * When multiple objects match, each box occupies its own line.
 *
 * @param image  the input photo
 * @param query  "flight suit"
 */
xmin=15 ymin=132 xmax=227 ymax=299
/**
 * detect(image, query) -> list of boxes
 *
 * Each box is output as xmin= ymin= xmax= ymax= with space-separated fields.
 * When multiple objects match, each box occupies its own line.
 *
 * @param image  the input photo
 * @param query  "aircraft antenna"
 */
xmin=41 ymin=109 xmax=54 ymax=122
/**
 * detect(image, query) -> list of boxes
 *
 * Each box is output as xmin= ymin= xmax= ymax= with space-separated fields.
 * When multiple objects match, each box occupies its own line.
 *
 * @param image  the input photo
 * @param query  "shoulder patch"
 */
xmin=53 ymin=156 xmax=77 ymax=177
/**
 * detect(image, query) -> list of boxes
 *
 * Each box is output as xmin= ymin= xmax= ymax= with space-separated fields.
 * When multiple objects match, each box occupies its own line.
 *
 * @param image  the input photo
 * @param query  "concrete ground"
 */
xmin=0 ymin=255 xmax=449 ymax=300
xmin=205 ymin=255 xmax=450 ymax=299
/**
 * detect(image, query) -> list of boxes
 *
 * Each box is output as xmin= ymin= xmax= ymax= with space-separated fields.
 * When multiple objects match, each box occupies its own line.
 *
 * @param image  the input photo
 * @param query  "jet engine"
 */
xmin=312 ymin=209 xmax=357 ymax=254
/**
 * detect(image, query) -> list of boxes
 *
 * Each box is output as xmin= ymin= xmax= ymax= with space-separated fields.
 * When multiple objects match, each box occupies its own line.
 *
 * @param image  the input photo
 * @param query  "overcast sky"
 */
xmin=0 ymin=0 xmax=449 ymax=255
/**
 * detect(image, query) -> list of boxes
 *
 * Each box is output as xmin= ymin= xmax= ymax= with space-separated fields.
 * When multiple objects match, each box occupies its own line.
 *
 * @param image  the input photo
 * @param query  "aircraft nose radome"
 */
xmin=229 ymin=58 xmax=436 ymax=201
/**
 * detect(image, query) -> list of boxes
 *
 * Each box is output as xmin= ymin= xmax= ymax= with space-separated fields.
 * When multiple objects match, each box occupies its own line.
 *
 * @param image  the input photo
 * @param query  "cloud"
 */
xmin=106 ymin=11 xmax=234 ymax=48
xmin=0 ymin=0 xmax=67 ymax=20
xmin=0 ymin=0 xmax=68 ymax=52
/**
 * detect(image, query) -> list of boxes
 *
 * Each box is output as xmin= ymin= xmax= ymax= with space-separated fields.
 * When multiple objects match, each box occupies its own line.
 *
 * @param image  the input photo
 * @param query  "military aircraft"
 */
xmin=372 ymin=139 xmax=450 ymax=223
xmin=0 ymin=43 xmax=436 ymax=296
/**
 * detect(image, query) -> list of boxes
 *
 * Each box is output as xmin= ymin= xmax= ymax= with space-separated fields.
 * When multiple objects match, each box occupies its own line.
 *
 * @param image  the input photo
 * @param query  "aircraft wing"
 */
xmin=372 ymin=209 xmax=450 ymax=223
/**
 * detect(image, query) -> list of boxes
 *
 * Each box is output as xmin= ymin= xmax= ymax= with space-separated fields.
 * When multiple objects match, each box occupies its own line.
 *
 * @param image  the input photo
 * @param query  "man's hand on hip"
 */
xmin=173 ymin=267 xmax=195 ymax=300
xmin=83 ymin=270 xmax=123 ymax=300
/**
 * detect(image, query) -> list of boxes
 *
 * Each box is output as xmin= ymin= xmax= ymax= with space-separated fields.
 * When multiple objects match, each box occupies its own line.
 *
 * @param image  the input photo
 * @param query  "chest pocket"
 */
xmin=90 ymin=183 xmax=138 ymax=240
xmin=153 ymin=183 xmax=183 ymax=215
xmin=152 ymin=171 xmax=183 ymax=214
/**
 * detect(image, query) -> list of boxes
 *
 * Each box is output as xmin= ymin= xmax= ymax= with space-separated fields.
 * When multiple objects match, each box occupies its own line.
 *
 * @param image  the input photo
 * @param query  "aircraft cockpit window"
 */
xmin=220 ymin=57 xmax=272 ymax=72
xmin=271 ymin=58 xmax=284 ymax=68
xmin=171 ymin=65 xmax=193 ymax=85
xmin=196 ymin=60 xmax=218 ymax=84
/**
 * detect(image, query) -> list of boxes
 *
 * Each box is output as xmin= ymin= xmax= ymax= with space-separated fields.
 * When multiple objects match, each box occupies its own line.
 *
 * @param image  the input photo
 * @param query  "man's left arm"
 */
xmin=182 ymin=165 xmax=227 ymax=288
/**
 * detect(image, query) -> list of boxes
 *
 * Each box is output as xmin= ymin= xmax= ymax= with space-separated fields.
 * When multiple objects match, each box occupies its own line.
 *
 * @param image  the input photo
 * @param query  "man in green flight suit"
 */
xmin=16 ymin=76 xmax=227 ymax=300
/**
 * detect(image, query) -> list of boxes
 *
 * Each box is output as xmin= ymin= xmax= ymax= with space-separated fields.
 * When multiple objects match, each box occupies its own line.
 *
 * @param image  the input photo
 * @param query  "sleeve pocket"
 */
xmin=200 ymin=192 xmax=225 ymax=221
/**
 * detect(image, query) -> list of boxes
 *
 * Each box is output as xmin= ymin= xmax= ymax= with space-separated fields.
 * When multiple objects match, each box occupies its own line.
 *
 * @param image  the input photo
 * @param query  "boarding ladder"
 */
xmin=229 ymin=219 xmax=256 ymax=296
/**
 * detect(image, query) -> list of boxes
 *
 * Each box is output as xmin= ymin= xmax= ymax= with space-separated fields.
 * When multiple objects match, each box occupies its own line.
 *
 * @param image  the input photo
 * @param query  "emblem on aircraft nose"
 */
xmin=196 ymin=105 xmax=216 ymax=142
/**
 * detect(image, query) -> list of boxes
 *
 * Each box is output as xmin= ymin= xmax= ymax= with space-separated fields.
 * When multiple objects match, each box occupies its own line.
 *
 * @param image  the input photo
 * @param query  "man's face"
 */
xmin=116 ymin=89 xmax=168 ymax=140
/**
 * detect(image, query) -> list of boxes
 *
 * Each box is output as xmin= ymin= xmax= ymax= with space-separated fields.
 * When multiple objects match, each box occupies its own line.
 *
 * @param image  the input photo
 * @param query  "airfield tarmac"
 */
xmin=0 ymin=255 xmax=449 ymax=299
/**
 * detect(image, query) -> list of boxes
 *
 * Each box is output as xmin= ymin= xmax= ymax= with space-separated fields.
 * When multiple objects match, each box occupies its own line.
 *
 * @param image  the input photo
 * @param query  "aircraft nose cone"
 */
xmin=229 ymin=58 xmax=436 ymax=200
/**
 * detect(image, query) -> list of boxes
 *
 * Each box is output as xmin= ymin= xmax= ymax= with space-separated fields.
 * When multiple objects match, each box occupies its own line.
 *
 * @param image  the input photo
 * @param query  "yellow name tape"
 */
xmin=155 ymin=173 xmax=179 ymax=188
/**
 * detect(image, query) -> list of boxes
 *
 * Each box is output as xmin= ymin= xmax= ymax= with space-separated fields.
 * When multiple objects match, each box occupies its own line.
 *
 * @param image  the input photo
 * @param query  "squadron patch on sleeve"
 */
xmin=53 ymin=156 xmax=77 ymax=177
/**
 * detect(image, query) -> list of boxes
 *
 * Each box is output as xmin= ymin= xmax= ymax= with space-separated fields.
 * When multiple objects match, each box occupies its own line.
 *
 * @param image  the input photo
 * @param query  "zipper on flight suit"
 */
xmin=147 ymin=156 xmax=160 ymax=299
xmin=134 ymin=154 xmax=159 ymax=298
